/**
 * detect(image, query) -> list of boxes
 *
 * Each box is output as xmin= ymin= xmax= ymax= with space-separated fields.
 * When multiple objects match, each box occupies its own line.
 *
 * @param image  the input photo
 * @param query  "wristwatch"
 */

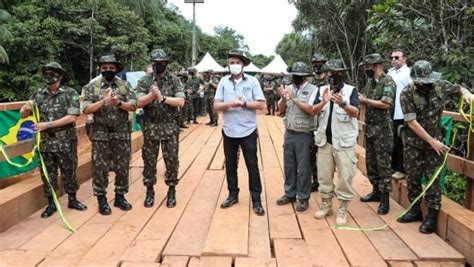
xmin=339 ymin=101 xmax=347 ymax=108
xmin=161 ymin=97 xmax=167 ymax=104
xmin=117 ymin=101 xmax=122 ymax=107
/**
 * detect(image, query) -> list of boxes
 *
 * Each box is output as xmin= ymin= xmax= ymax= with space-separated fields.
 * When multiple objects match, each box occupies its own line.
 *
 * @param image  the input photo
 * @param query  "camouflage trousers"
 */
xmin=404 ymin=146 xmax=442 ymax=210
xmin=39 ymin=142 xmax=79 ymax=197
xmin=92 ymin=139 xmax=131 ymax=196
xmin=142 ymin=134 xmax=180 ymax=187
xmin=182 ymin=98 xmax=194 ymax=123
xmin=366 ymin=135 xmax=393 ymax=193
xmin=206 ymin=97 xmax=218 ymax=122
xmin=265 ymin=92 xmax=276 ymax=115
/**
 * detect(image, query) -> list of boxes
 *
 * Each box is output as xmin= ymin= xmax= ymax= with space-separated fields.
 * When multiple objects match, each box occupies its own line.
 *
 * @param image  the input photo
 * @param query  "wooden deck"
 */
xmin=0 ymin=115 xmax=466 ymax=267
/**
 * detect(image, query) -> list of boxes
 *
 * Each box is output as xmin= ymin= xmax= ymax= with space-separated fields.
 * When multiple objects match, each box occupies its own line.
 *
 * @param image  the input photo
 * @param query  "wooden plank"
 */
xmin=0 ymin=249 xmax=48 ymax=267
xmin=187 ymin=257 xmax=200 ymax=267
xmin=273 ymin=239 xmax=313 ymax=267
xmin=353 ymin=174 xmax=465 ymax=262
xmin=161 ymin=256 xmax=189 ymax=267
xmin=414 ymin=261 xmax=464 ymax=267
xmin=38 ymin=257 xmax=120 ymax=267
xmin=387 ymin=261 xmax=415 ymax=267
xmin=234 ymin=257 xmax=276 ymax=267
xmin=209 ymin=138 xmax=225 ymax=170
xmin=198 ymin=256 xmax=232 ymax=267
xmin=162 ymin=170 xmax=225 ymax=257
xmin=120 ymin=125 xmax=222 ymax=262
xmin=0 ymin=140 xmax=34 ymax=162
xmin=121 ymin=262 xmax=161 ymax=267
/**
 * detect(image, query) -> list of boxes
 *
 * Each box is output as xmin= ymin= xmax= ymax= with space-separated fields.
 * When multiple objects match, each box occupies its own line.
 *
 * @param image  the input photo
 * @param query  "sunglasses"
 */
xmin=391 ymin=56 xmax=400 ymax=60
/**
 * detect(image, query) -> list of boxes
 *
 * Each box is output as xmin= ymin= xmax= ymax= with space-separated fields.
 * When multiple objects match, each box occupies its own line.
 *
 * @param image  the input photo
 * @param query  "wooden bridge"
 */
xmin=0 ymin=114 xmax=473 ymax=267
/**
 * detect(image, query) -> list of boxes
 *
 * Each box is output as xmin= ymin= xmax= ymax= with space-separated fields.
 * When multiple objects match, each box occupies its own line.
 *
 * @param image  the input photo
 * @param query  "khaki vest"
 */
xmin=283 ymin=82 xmax=318 ymax=132
xmin=314 ymin=84 xmax=358 ymax=150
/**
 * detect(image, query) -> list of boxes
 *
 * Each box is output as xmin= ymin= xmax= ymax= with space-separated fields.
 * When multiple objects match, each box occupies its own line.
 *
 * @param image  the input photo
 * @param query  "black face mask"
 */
xmin=101 ymin=71 xmax=116 ymax=82
xmin=43 ymin=74 xmax=60 ymax=85
xmin=365 ymin=69 xmax=375 ymax=79
xmin=313 ymin=63 xmax=324 ymax=74
xmin=153 ymin=63 xmax=167 ymax=74
xmin=292 ymin=75 xmax=305 ymax=86
xmin=328 ymin=74 xmax=344 ymax=87
xmin=415 ymin=83 xmax=431 ymax=92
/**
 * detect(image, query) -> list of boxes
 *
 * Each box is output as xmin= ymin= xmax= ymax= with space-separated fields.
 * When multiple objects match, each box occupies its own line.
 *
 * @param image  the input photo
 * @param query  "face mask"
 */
xmin=415 ymin=83 xmax=431 ymax=92
xmin=43 ymin=74 xmax=59 ymax=85
xmin=328 ymin=73 xmax=344 ymax=86
xmin=313 ymin=63 xmax=324 ymax=74
xmin=229 ymin=64 xmax=243 ymax=75
xmin=365 ymin=69 xmax=375 ymax=79
xmin=292 ymin=75 xmax=305 ymax=86
xmin=153 ymin=63 xmax=167 ymax=74
xmin=101 ymin=71 xmax=116 ymax=82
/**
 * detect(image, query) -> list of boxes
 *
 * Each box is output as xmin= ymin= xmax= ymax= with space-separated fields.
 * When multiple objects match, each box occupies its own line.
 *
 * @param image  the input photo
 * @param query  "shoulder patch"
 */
xmin=383 ymin=87 xmax=393 ymax=93
xmin=302 ymin=91 xmax=309 ymax=95
xmin=72 ymin=95 xmax=79 ymax=102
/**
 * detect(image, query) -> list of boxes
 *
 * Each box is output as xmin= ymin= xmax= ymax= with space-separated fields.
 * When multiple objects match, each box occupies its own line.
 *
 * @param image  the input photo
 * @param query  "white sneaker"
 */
xmin=392 ymin=171 xmax=406 ymax=180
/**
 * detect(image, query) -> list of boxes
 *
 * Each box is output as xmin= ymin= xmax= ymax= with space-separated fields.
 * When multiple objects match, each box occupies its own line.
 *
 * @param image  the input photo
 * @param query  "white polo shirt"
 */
xmin=388 ymin=64 xmax=412 ymax=120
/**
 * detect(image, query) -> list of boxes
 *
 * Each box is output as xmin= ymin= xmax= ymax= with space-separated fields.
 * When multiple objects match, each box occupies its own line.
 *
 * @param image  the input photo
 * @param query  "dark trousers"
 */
xmin=223 ymin=129 xmax=262 ymax=203
xmin=391 ymin=119 xmax=405 ymax=173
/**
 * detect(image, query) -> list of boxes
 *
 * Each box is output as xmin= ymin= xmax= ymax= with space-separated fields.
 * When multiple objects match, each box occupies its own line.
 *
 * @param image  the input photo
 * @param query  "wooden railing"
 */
xmin=357 ymin=104 xmax=474 ymax=211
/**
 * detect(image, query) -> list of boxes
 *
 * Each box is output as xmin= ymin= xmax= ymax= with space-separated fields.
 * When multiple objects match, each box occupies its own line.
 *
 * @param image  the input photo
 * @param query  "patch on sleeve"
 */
xmin=72 ymin=95 xmax=79 ymax=102
xmin=383 ymin=87 xmax=392 ymax=93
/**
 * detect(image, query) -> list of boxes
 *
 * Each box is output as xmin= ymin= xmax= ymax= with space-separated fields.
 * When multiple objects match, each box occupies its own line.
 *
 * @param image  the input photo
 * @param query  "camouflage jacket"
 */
xmin=30 ymin=85 xmax=80 ymax=152
xmin=401 ymin=80 xmax=461 ymax=149
xmin=364 ymin=73 xmax=396 ymax=138
xmin=205 ymin=76 xmax=219 ymax=98
xmin=82 ymin=76 xmax=136 ymax=141
xmin=136 ymin=72 xmax=185 ymax=140
xmin=187 ymin=75 xmax=204 ymax=98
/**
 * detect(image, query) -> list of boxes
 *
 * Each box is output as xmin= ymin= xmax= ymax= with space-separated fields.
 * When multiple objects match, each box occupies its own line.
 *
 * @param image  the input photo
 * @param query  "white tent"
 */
xmin=245 ymin=62 xmax=262 ymax=73
xmin=260 ymin=54 xmax=288 ymax=74
xmin=194 ymin=52 xmax=227 ymax=72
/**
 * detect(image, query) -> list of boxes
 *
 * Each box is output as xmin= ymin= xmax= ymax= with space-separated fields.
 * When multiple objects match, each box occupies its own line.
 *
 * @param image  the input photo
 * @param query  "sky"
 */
xmin=167 ymin=0 xmax=298 ymax=56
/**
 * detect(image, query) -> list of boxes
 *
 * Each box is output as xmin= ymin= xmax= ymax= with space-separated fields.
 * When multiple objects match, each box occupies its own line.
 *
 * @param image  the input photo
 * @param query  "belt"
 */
xmin=144 ymin=116 xmax=176 ymax=123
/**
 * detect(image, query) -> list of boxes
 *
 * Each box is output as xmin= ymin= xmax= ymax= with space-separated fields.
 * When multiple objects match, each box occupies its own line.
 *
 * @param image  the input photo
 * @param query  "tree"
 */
xmin=276 ymin=32 xmax=310 ymax=66
xmin=0 ymin=8 xmax=11 ymax=64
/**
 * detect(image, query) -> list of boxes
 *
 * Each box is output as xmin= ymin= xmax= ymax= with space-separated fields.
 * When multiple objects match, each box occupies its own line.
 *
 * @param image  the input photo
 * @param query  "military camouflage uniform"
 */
xmin=205 ymin=75 xmax=219 ymax=123
xmin=30 ymin=86 xmax=80 ymax=197
xmin=188 ymin=74 xmax=204 ymax=118
xmin=263 ymin=77 xmax=276 ymax=115
xmin=401 ymin=77 xmax=461 ymax=210
xmin=136 ymin=72 xmax=185 ymax=187
xmin=82 ymin=76 xmax=136 ymax=196
xmin=364 ymin=73 xmax=396 ymax=193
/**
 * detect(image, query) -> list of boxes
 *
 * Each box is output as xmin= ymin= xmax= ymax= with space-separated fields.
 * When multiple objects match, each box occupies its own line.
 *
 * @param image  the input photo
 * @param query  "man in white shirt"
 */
xmin=387 ymin=49 xmax=411 ymax=180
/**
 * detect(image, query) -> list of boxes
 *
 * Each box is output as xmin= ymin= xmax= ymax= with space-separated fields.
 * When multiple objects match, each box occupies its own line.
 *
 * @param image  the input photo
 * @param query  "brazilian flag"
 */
xmin=0 ymin=110 xmax=38 ymax=179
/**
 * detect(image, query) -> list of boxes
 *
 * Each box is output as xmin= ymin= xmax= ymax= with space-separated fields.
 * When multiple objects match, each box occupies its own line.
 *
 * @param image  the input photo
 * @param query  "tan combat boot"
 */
xmin=336 ymin=200 xmax=349 ymax=226
xmin=314 ymin=197 xmax=333 ymax=219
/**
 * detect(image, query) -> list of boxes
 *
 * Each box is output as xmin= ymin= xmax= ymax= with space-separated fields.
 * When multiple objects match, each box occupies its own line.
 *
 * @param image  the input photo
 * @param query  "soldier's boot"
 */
xmin=114 ymin=194 xmax=132 ymax=211
xmin=180 ymin=123 xmax=188 ymax=129
xmin=205 ymin=120 xmax=214 ymax=125
xmin=166 ymin=186 xmax=177 ymax=208
xmin=377 ymin=192 xmax=390 ymax=215
xmin=311 ymin=176 xmax=319 ymax=192
xmin=419 ymin=208 xmax=438 ymax=234
xmin=144 ymin=186 xmax=155 ymax=208
xmin=360 ymin=186 xmax=382 ymax=202
xmin=68 ymin=193 xmax=87 ymax=211
xmin=314 ymin=197 xmax=333 ymax=219
xmin=193 ymin=118 xmax=199 ymax=124
xmin=276 ymin=195 xmax=296 ymax=205
xmin=210 ymin=121 xmax=218 ymax=127
xmin=41 ymin=196 xmax=57 ymax=218
xmin=97 ymin=195 xmax=112 ymax=216
xmin=336 ymin=200 xmax=349 ymax=226
xmin=397 ymin=203 xmax=423 ymax=223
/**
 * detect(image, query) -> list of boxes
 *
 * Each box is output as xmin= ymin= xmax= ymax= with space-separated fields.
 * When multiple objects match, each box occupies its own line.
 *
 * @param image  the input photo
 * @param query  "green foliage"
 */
xmin=442 ymin=170 xmax=466 ymax=205
xmin=0 ymin=8 xmax=11 ymax=64
xmin=249 ymin=54 xmax=274 ymax=69
xmin=276 ymin=32 xmax=310 ymax=66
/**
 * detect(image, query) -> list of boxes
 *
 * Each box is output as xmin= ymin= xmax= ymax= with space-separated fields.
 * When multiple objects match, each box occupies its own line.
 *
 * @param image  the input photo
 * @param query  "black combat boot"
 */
xmin=41 ymin=196 xmax=57 ymax=218
xmin=311 ymin=177 xmax=319 ymax=192
xmin=144 ymin=186 xmax=155 ymax=208
xmin=166 ymin=186 xmax=177 ymax=208
xmin=397 ymin=202 xmax=423 ymax=223
xmin=360 ymin=186 xmax=382 ymax=202
xmin=114 ymin=194 xmax=132 ymax=211
xmin=97 ymin=195 xmax=112 ymax=215
xmin=419 ymin=208 xmax=439 ymax=234
xmin=205 ymin=120 xmax=214 ymax=125
xmin=193 ymin=118 xmax=199 ymax=124
xmin=377 ymin=193 xmax=390 ymax=215
xmin=68 ymin=193 xmax=87 ymax=211
xmin=180 ymin=123 xmax=188 ymax=129
xmin=211 ymin=121 xmax=218 ymax=127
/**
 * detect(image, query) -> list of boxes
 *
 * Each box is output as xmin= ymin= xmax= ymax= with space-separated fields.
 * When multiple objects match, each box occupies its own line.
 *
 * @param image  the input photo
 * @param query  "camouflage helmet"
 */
xmin=324 ymin=59 xmax=349 ymax=72
xmin=42 ymin=62 xmax=69 ymax=82
xmin=359 ymin=53 xmax=385 ymax=66
xmin=411 ymin=60 xmax=441 ymax=84
xmin=227 ymin=48 xmax=251 ymax=66
xmin=97 ymin=54 xmax=123 ymax=69
xmin=150 ymin=49 xmax=170 ymax=62
xmin=311 ymin=53 xmax=328 ymax=63
xmin=287 ymin=62 xmax=312 ymax=76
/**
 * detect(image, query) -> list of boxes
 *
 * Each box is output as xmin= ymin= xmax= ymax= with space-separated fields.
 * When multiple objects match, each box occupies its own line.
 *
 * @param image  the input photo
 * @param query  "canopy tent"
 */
xmin=193 ymin=52 xmax=227 ymax=72
xmin=244 ymin=62 xmax=262 ymax=73
xmin=260 ymin=54 xmax=288 ymax=74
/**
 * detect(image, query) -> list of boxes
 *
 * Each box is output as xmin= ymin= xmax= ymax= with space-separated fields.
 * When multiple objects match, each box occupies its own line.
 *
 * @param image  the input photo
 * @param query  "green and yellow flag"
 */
xmin=0 ymin=110 xmax=38 ymax=179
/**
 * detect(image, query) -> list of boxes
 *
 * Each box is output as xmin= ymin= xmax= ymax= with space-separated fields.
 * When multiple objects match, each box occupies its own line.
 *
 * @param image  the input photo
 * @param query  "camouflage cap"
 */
xmin=324 ymin=59 xmax=349 ymax=72
xmin=42 ymin=62 xmax=69 ymax=82
xmin=411 ymin=60 xmax=441 ymax=84
xmin=227 ymin=48 xmax=251 ymax=66
xmin=97 ymin=54 xmax=123 ymax=68
xmin=311 ymin=53 xmax=328 ymax=63
xmin=359 ymin=53 xmax=385 ymax=65
xmin=287 ymin=62 xmax=312 ymax=76
xmin=150 ymin=49 xmax=170 ymax=62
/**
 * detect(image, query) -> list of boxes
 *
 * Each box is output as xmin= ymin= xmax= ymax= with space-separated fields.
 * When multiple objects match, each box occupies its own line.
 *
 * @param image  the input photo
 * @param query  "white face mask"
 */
xmin=229 ymin=64 xmax=243 ymax=75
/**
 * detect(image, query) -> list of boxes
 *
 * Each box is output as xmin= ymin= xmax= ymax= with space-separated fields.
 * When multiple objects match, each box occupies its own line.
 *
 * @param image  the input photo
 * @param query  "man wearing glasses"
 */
xmin=388 ymin=49 xmax=411 ymax=181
